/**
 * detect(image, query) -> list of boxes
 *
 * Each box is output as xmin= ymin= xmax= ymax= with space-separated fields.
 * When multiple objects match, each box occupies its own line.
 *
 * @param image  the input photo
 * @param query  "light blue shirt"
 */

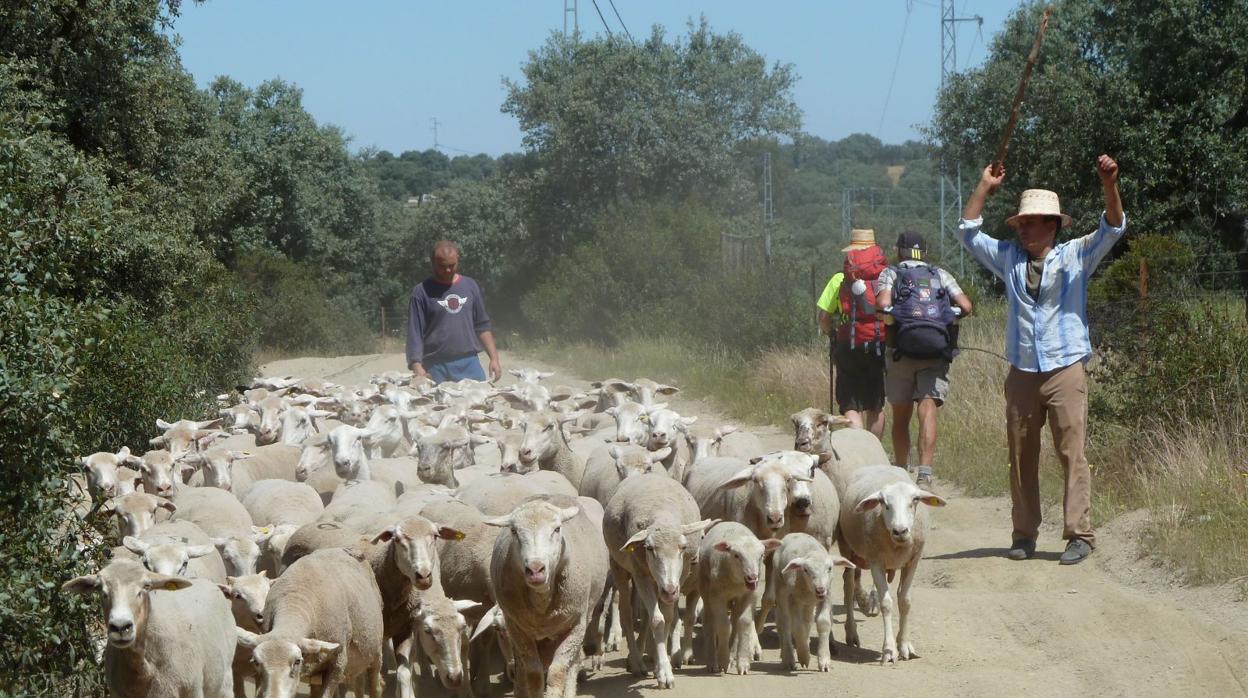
xmin=956 ymin=213 xmax=1128 ymax=372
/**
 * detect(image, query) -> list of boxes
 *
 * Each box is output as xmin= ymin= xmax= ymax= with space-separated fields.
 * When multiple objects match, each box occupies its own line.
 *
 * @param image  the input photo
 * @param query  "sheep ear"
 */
xmin=854 ymin=493 xmax=884 ymax=514
xmin=217 ymin=583 xmax=233 ymax=599
xmin=470 ymin=606 xmax=501 ymax=642
xmin=236 ymin=628 xmax=262 ymax=649
xmin=144 ymin=574 xmax=193 ymax=592
xmin=782 ymin=558 xmax=805 ymax=574
xmin=371 ymin=525 xmax=401 ymax=544
xmin=557 ymin=506 xmax=580 ymax=523
xmin=718 ymin=467 xmax=755 ymax=490
xmin=649 ymin=447 xmax=672 ymax=463
xmin=680 ymin=519 xmax=717 ymax=536
xmin=713 ymin=541 xmax=732 ymax=552
xmin=186 ymin=544 xmax=215 ymax=559
xmin=748 ymin=455 xmax=764 ymax=465
xmin=157 ymin=498 xmax=177 ymax=513
xmin=717 ymin=425 xmax=738 ymax=438
xmin=916 ymin=491 xmax=948 ymax=507
xmin=156 ymin=419 xmax=174 ymax=430
xmin=761 ymin=538 xmax=783 ymax=552
xmin=123 ymin=536 xmax=149 ymax=555
xmin=297 ymin=638 xmax=340 ymax=663
xmin=831 ymin=555 xmax=857 ymax=569
xmin=621 ymin=529 xmax=650 ymax=553
xmin=482 ymin=515 xmax=513 ymax=528
xmin=62 ymin=574 xmax=101 ymax=595
xmin=453 ymin=599 xmax=482 ymax=613
xmin=148 ymin=436 xmax=166 ymax=446
xmin=116 ymin=446 xmax=132 ymax=459
xmin=437 ymin=526 xmax=466 ymax=541
xmin=679 ymin=416 xmax=698 ymax=428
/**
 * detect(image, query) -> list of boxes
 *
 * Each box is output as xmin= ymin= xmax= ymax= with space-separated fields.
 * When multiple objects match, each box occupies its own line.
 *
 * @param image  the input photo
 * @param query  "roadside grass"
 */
xmin=528 ymin=301 xmax=1248 ymax=587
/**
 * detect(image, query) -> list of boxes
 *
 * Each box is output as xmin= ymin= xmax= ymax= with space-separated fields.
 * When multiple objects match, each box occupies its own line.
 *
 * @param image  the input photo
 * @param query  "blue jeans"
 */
xmin=426 ymin=354 xmax=487 ymax=383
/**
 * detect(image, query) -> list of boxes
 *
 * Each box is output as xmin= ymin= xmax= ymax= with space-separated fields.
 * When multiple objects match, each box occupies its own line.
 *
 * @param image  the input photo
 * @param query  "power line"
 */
xmin=877 ymin=1 xmax=914 ymax=140
xmin=590 ymin=0 xmax=614 ymax=38
xmin=607 ymin=0 xmax=635 ymax=44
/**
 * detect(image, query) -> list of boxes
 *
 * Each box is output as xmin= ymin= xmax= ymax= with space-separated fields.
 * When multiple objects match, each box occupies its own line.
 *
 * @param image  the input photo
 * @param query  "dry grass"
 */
xmin=529 ymin=301 xmax=1248 ymax=586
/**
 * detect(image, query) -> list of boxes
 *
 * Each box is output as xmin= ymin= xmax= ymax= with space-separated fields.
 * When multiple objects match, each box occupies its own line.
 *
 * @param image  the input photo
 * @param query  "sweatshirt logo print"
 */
xmin=437 ymin=294 xmax=469 ymax=314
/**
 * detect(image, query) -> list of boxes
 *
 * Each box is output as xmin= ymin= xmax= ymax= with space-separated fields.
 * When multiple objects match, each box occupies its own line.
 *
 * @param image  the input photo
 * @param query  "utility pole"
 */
xmin=563 ymin=0 xmax=578 ymax=39
xmin=940 ymin=0 xmax=982 ymax=276
xmin=430 ymin=117 xmax=441 ymax=151
xmin=762 ymin=151 xmax=774 ymax=264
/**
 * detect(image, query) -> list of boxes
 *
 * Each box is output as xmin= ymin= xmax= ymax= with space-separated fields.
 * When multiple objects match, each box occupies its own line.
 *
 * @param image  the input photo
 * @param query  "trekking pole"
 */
xmin=992 ymin=5 xmax=1053 ymax=174
xmin=828 ymin=331 xmax=836 ymax=413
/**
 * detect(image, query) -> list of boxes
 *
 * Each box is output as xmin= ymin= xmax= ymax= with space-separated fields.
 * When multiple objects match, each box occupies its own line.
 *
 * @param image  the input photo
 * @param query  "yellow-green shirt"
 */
xmin=816 ymin=272 xmax=845 ymax=316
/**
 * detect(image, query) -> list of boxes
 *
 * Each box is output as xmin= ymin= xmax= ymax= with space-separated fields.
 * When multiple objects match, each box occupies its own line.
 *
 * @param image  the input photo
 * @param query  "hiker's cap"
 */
xmin=1006 ymin=189 xmax=1073 ymax=229
xmin=895 ymin=230 xmax=927 ymax=257
xmin=842 ymin=228 xmax=877 ymax=252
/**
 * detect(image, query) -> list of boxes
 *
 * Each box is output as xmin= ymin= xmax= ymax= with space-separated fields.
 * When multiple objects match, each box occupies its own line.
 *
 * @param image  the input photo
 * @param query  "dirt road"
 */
xmin=263 ymin=350 xmax=1248 ymax=698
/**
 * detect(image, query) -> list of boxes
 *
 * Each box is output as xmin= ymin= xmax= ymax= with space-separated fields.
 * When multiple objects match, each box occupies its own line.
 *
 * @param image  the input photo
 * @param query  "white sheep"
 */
xmin=211 ymin=533 xmax=263 ymax=577
xmin=628 ymin=378 xmax=680 ymax=407
xmin=454 ymin=471 xmax=578 ymax=517
xmin=219 ymin=571 xmax=271 ymax=698
xmin=485 ymin=499 xmax=609 ymax=698
xmin=397 ymin=590 xmax=481 ymax=698
xmin=326 ymin=424 xmax=378 ymax=482
xmin=839 ymin=464 xmax=946 ymax=665
xmin=364 ymin=404 xmax=407 ymax=458
xmin=694 ymin=521 xmax=780 ymax=675
xmin=517 ymin=410 xmax=588 ymax=488
xmin=122 ymin=519 xmax=227 ymax=583
xmin=579 ymin=444 xmax=671 ymax=506
xmin=241 ymin=479 xmax=324 ymax=527
xmin=319 ymin=479 xmax=396 ymax=523
xmin=685 ymin=454 xmax=809 ymax=538
xmin=107 ymin=492 xmax=176 ymax=539
xmin=236 ymin=547 xmax=385 ymax=697
xmin=150 ymin=418 xmax=225 ymax=459
xmin=789 ymin=408 xmax=855 ymax=455
xmin=508 ymin=367 xmax=555 ymax=385
xmin=63 ymin=559 xmax=235 ymax=697
xmin=603 ymin=472 xmax=715 ymax=688
xmin=774 ymin=532 xmax=855 ymax=672
xmin=79 ymin=447 xmax=141 ymax=500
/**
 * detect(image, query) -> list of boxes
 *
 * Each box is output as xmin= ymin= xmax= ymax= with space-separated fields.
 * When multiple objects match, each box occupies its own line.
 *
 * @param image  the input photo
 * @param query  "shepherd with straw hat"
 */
xmin=958 ymin=155 xmax=1124 ymax=566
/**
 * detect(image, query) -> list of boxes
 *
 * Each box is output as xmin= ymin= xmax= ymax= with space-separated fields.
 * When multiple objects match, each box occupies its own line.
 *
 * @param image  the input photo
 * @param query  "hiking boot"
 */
xmin=1006 ymin=539 xmax=1035 ymax=561
xmin=1059 ymin=539 xmax=1093 ymax=565
xmin=915 ymin=466 xmax=933 ymax=488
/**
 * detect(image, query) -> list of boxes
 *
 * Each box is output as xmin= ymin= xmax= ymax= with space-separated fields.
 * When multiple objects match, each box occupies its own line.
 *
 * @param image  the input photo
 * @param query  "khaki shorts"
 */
xmin=885 ymin=354 xmax=950 ymax=405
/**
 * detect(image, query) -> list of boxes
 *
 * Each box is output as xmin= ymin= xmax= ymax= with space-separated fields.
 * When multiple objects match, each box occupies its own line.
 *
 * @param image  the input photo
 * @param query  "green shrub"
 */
xmin=234 ymin=251 xmax=378 ymax=356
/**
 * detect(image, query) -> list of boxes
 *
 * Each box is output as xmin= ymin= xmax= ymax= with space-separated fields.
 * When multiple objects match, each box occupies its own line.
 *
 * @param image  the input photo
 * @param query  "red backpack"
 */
xmin=837 ymin=246 xmax=887 ymax=350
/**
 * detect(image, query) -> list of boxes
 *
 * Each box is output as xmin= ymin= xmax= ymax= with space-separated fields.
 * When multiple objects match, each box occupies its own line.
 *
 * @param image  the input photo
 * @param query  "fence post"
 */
xmin=380 ymin=305 xmax=386 ymax=339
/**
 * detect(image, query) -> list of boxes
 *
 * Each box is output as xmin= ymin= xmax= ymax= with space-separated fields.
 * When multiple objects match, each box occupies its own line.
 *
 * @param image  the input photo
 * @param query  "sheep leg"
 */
xmin=777 ymin=591 xmax=796 ymax=670
xmin=731 ymin=594 xmax=756 ymax=675
xmin=856 ymin=568 xmax=879 ymax=616
xmin=510 ymin=633 xmax=543 ymax=698
xmin=635 ymin=581 xmax=676 ymax=688
xmin=815 ymin=593 xmax=835 ymax=671
xmin=842 ymin=567 xmax=860 ymax=648
xmin=794 ymin=598 xmax=814 ymax=670
xmin=611 ymin=561 xmax=645 ymax=676
xmin=604 ymin=584 xmax=623 ymax=652
xmin=395 ymin=634 xmax=417 ymax=698
xmin=871 ymin=564 xmax=896 ymax=665
xmin=468 ymin=637 xmax=492 ymax=698
xmin=584 ymin=584 xmax=609 ymax=670
xmin=896 ymin=555 xmax=921 ymax=660
xmin=706 ymin=598 xmax=728 ymax=673
xmin=546 ymin=618 xmax=589 ymax=698
xmin=675 ymin=590 xmax=698 ymax=668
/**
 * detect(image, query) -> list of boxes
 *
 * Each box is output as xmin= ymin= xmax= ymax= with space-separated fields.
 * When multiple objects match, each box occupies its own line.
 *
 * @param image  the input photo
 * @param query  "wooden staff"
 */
xmin=992 ymin=5 xmax=1053 ymax=174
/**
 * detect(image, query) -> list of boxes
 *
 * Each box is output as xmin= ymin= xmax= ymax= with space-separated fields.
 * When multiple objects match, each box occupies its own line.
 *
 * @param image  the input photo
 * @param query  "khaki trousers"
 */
xmin=1004 ymin=361 xmax=1095 ymax=546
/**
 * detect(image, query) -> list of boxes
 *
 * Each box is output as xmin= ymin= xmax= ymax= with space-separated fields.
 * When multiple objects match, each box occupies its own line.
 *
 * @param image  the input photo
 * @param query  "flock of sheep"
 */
xmin=67 ymin=367 xmax=947 ymax=697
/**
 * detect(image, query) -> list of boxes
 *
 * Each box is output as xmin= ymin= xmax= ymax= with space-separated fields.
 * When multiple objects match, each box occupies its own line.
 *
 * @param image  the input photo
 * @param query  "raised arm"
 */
xmin=1074 ymin=154 xmax=1128 ymax=272
xmin=1098 ymin=154 xmax=1123 ymax=227
xmin=956 ymin=164 xmax=1013 ymax=280
xmin=963 ymin=163 xmax=1005 ymax=221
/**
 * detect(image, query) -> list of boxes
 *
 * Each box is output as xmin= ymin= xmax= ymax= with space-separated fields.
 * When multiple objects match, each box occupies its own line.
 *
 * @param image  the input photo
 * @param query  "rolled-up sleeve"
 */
xmin=1076 ymin=212 xmax=1128 ymax=273
xmin=957 ymin=217 xmax=1012 ymax=281
xmin=406 ymin=291 xmax=424 ymax=367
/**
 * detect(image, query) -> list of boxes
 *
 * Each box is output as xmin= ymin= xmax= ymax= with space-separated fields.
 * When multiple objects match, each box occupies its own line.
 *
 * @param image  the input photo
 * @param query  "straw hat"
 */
xmin=1006 ymin=189 xmax=1072 ymax=229
xmin=841 ymin=228 xmax=877 ymax=252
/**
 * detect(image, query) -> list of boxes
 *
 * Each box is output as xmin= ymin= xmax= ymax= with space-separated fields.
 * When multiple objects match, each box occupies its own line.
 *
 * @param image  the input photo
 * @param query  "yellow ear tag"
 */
xmin=454 ymin=531 xmax=466 ymax=540
xmin=260 ymin=526 xmax=271 ymax=534
xmin=626 ymin=544 xmax=637 ymax=553
xmin=163 ymin=581 xmax=181 ymax=591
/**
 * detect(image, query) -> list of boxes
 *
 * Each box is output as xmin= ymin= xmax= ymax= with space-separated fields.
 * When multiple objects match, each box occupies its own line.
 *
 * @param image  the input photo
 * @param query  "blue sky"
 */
xmin=171 ymin=1 xmax=1017 ymax=156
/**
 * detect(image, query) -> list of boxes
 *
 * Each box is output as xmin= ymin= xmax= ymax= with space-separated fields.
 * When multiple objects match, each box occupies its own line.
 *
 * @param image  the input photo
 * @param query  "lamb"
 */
xmin=80 ymin=449 xmax=141 ymax=503
xmin=838 ymin=464 xmax=946 ymax=665
xmin=219 ymin=402 xmax=258 ymax=434
xmin=132 ymin=448 xmax=182 ymax=499
xmin=405 ymin=592 xmax=480 ymax=697
xmin=107 ymin=493 xmax=176 ymax=539
xmin=122 ymin=519 xmax=227 ymax=583
xmin=602 ymin=473 xmax=715 ymax=688
xmin=253 ymin=396 xmax=290 ymax=446
xmin=236 ymin=547 xmax=385 ymax=697
xmin=694 ymin=522 xmax=781 ymax=675
xmin=485 ymin=425 xmax=525 ymax=473
xmin=579 ymin=444 xmax=671 ymax=506
xmin=62 ymin=559 xmax=235 ymax=697
xmin=677 ymin=423 xmax=738 ymax=483
xmin=604 ymin=400 xmax=660 ymax=446
xmin=774 ymin=532 xmax=855 ymax=672
xmin=219 ymin=571 xmax=271 ymax=698
xmin=518 ymin=411 xmax=587 ymax=488
xmin=485 ymin=499 xmax=609 ymax=698
xmin=242 ymin=479 xmax=324 ymax=527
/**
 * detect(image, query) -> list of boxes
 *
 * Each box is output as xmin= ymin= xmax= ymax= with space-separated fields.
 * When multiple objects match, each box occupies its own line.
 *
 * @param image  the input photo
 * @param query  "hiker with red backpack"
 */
xmin=875 ymin=231 xmax=973 ymax=488
xmin=815 ymin=229 xmax=889 ymax=439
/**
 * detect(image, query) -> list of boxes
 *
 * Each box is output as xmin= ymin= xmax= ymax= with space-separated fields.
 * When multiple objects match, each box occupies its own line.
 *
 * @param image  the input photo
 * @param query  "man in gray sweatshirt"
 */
xmin=406 ymin=240 xmax=502 ymax=383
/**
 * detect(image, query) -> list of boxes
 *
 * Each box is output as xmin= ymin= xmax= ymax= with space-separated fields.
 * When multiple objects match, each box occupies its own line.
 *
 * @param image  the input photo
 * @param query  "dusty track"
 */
xmin=263 ymin=350 xmax=1248 ymax=698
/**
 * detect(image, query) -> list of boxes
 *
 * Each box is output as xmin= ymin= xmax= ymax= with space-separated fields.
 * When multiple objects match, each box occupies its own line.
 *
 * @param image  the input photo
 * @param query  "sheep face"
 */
xmin=252 ymin=524 xmax=299 ymax=576
xmin=110 ymin=493 xmax=175 ymax=539
xmin=414 ymin=597 xmax=479 ymax=690
xmin=790 ymin=408 xmax=833 ymax=453
xmin=235 ymin=631 xmax=339 ymax=698
xmin=221 ymin=403 xmax=256 ymax=433
xmin=136 ymin=450 xmax=177 ymax=497
xmin=771 ymin=451 xmax=822 ymax=518
xmin=782 ymin=551 xmax=855 ymax=600
xmin=518 ymin=414 xmax=561 ymax=467
xmin=416 ymin=427 xmax=473 ymax=486
xmin=622 ymin=521 xmax=711 ymax=605
xmin=123 ymin=537 xmax=214 ymax=578
xmin=712 ymin=535 xmax=779 ymax=592
xmin=646 ymin=409 xmax=693 ymax=451
xmin=80 ymin=448 xmax=132 ymax=500
xmin=372 ymin=518 xmax=463 ymax=591
xmin=219 ymin=572 xmax=270 ymax=631
xmin=720 ymin=459 xmax=808 ymax=533
xmin=294 ymin=436 xmax=330 ymax=482
xmin=62 ymin=559 xmax=191 ymax=648
xmin=189 ymin=447 xmax=240 ymax=491
xmin=629 ymin=378 xmax=680 ymax=407
xmin=364 ymin=405 xmax=404 ymax=455
xmin=255 ymin=397 xmax=287 ymax=446
xmin=609 ymin=446 xmax=670 ymax=481
xmin=326 ymin=426 xmax=373 ymax=480
xmin=496 ymin=430 xmax=525 ymax=473
xmin=605 ymin=401 xmax=651 ymax=445
xmin=278 ymin=406 xmax=319 ymax=446
xmin=214 ymin=534 xmax=261 ymax=576
xmin=853 ymin=482 xmax=947 ymax=544
xmin=485 ymin=502 xmax=580 ymax=589
xmin=338 ymin=400 xmax=371 ymax=427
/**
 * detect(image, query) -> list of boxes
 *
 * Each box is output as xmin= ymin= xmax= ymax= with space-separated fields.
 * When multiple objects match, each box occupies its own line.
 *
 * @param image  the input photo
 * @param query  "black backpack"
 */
xmin=890 ymin=265 xmax=957 ymax=361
